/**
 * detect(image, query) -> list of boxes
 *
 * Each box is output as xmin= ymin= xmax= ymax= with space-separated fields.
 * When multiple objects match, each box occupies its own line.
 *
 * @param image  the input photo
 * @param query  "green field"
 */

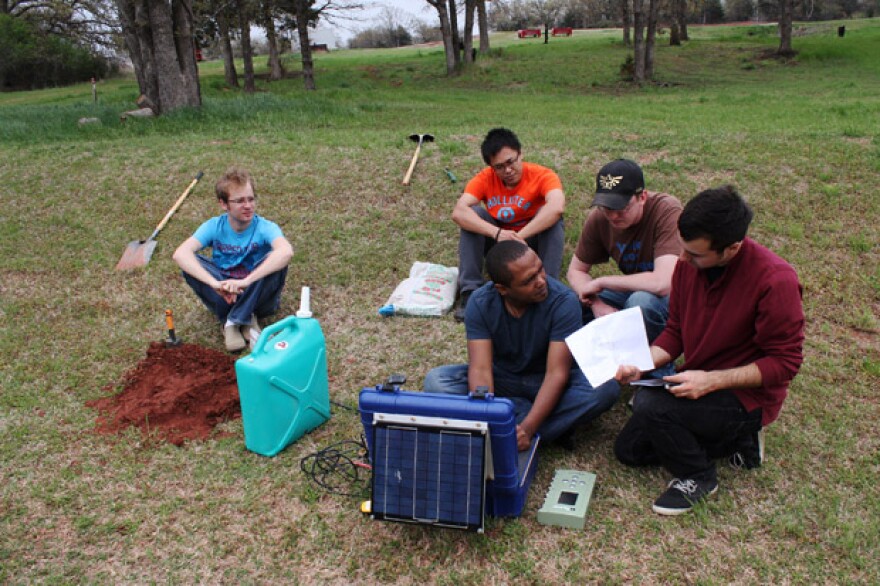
xmin=1 ymin=19 xmax=878 ymax=583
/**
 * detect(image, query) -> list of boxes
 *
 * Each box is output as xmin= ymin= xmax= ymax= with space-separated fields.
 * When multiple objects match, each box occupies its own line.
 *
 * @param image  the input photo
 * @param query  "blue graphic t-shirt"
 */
xmin=192 ymin=214 xmax=283 ymax=278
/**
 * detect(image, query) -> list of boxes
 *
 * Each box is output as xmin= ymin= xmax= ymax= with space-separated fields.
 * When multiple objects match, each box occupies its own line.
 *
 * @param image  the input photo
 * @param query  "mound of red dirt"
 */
xmin=88 ymin=341 xmax=241 ymax=446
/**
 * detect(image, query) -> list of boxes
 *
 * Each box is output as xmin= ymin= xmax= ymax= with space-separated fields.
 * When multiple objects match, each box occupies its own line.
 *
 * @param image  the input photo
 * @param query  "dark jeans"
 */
xmin=182 ymin=255 xmax=287 ymax=325
xmin=423 ymin=363 xmax=619 ymax=444
xmin=457 ymin=206 xmax=564 ymax=294
xmin=614 ymin=387 xmax=762 ymax=483
xmin=582 ymin=289 xmax=674 ymax=379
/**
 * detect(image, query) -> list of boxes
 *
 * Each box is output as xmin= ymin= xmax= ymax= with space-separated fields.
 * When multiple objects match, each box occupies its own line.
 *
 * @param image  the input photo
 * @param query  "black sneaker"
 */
xmin=652 ymin=477 xmax=719 ymax=516
xmin=453 ymin=290 xmax=472 ymax=323
xmin=729 ymin=428 xmax=764 ymax=470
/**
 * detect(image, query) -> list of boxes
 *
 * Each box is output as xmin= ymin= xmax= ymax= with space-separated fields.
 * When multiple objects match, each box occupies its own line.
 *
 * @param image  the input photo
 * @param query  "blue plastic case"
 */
xmin=359 ymin=384 xmax=539 ymax=519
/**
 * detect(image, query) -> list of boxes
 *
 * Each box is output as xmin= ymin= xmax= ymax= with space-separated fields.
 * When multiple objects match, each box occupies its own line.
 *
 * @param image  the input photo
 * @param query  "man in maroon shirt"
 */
xmin=614 ymin=185 xmax=804 ymax=516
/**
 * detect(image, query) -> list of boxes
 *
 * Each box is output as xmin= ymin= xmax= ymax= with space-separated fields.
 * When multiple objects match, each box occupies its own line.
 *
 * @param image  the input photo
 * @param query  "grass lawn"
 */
xmin=1 ymin=18 xmax=878 ymax=583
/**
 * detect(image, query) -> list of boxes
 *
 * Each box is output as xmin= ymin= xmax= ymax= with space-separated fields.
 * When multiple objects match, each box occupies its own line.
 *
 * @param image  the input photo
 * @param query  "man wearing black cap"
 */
xmin=566 ymin=159 xmax=682 ymax=346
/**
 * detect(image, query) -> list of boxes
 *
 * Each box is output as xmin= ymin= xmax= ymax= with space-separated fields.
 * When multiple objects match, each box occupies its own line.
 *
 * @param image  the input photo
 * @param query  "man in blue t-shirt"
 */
xmin=424 ymin=240 xmax=619 ymax=451
xmin=173 ymin=167 xmax=293 ymax=352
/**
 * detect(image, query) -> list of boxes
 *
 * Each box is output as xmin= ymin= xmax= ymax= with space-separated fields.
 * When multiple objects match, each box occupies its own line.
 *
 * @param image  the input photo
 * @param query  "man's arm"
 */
xmin=219 ymin=236 xmax=293 ymax=294
xmin=517 ymin=188 xmax=565 ymax=240
xmin=173 ymin=236 xmax=222 ymax=287
xmin=615 ymin=345 xmax=675 ymax=384
xmin=452 ymin=192 xmax=526 ymax=244
xmin=466 ymin=339 xmax=494 ymax=393
xmin=566 ymin=255 xmax=596 ymax=301
xmin=574 ymin=254 xmax=678 ymax=299
xmin=516 ymin=340 xmax=572 ymax=451
xmin=663 ymin=363 xmax=762 ymax=400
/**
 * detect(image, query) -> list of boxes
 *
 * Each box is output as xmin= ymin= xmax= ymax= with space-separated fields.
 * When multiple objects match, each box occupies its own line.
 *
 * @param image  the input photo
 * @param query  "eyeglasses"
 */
xmin=491 ymin=153 xmax=521 ymax=172
xmin=228 ymin=196 xmax=256 ymax=205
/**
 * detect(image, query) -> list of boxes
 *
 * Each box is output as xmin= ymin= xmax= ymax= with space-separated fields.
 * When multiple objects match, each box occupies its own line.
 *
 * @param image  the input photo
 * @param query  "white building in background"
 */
xmin=290 ymin=24 xmax=341 ymax=50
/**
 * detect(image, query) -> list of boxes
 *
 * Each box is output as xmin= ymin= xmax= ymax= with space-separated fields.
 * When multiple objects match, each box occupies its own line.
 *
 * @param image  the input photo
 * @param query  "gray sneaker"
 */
xmin=223 ymin=324 xmax=247 ymax=353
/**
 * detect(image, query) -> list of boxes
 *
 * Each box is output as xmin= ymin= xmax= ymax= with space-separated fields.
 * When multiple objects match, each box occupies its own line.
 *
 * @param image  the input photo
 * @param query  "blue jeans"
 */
xmin=182 ymin=255 xmax=287 ymax=325
xmin=584 ymin=289 xmax=673 ymax=379
xmin=423 ymin=363 xmax=619 ymax=443
xmin=458 ymin=206 xmax=564 ymax=294
xmin=614 ymin=387 xmax=762 ymax=483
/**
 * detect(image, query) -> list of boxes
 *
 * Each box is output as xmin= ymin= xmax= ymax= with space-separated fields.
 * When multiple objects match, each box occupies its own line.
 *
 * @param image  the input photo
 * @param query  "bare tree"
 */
xmin=426 ymin=0 xmax=457 ymax=75
xmin=476 ymin=0 xmax=489 ymax=54
xmin=238 ymin=0 xmax=256 ymax=92
xmin=777 ymin=0 xmax=795 ymax=57
xmin=115 ymin=0 xmax=202 ymax=113
xmin=622 ymin=0 xmax=631 ymax=46
xmin=262 ymin=0 xmax=286 ymax=80
xmin=643 ymin=0 xmax=657 ymax=79
xmin=216 ymin=5 xmax=239 ymax=87
xmin=632 ymin=0 xmax=644 ymax=79
xmin=463 ymin=0 xmax=476 ymax=63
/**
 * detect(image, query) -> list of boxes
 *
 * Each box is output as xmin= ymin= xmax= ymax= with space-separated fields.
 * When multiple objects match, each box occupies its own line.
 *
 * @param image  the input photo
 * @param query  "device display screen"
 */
xmin=557 ymin=491 xmax=579 ymax=506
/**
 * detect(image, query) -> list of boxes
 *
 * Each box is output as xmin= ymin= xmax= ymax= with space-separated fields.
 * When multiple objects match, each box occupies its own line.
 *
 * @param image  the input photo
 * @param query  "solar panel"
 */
xmin=371 ymin=414 xmax=488 ymax=532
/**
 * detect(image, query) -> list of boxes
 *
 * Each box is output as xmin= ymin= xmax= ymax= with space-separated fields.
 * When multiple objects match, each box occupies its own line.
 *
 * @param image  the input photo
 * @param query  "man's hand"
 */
xmin=578 ymin=277 xmax=603 ymax=302
xmin=214 ymin=279 xmax=249 ymax=304
xmin=496 ymin=229 xmax=526 ymax=244
xmin=662 ymin=371 xmax=713 ymax=399
xmin=615 ymin=364 xmax=643 ymax=386
xmin=515 ymin=423 xmax=534 ymax=452
xmin=590 ymin=297 xmax=618 ymax=318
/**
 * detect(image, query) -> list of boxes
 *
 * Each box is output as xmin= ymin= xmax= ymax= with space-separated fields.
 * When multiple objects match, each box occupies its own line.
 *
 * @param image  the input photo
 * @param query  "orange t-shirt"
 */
xmin=464 ymin=162 xmax=562 ymax=231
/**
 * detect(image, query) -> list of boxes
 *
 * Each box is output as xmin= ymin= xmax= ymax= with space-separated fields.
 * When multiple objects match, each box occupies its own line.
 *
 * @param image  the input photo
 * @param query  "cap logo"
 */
xmin=599 ymin=174 xmax=623 ymax=190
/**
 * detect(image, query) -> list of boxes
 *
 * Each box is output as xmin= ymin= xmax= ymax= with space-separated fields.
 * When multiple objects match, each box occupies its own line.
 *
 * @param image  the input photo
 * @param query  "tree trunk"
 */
xmin=217 ymin=9 xmax=238 ymax=87
xmin=644 ymin=0 xmax=657 ymax=80
xmin=428 ymin=0 xmax=457 ymax=76
xmin=172 ymin=0 xmax=201 ymax=104
xmin=115 ymin=0 xmax=201 ymax=114
xmin=632 ymin=0 xmax=644 ymax=82
xmin=237 ymin=0 xmax=255 ymax=92
xmin=448 ymin=0 xmax=462 ymax=70
xmin=679 ymin=0 xmax=689 ymax=41
xmin=463 ymin=0 xmax=475 ymax=64
xmin=670 ymin=22 xmax=680 ymax=45
xmin=262 ymin=0 xmax=284 ymax=80
xmin=477 ymin=0 xmax=489 ymax=54
xmin=777 ymin=0 xmax=794 ymax=56
xmin=294 ymin=0 xmax=315 ymax=89
xmin=622 ymin=0 xmax=631 ymax=46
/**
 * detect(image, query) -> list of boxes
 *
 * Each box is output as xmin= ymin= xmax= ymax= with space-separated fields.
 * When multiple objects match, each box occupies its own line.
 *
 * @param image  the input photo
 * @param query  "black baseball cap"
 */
xmin=592 ymin=159 xmax=645 ymax=210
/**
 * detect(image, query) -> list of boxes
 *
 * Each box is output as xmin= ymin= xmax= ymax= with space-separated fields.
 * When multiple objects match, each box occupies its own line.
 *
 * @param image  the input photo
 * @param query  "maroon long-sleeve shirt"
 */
xmin=654 ymin=238 xmax=805 ymax=426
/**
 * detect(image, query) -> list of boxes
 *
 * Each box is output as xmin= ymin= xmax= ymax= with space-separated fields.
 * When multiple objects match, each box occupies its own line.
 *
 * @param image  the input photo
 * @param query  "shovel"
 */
xmin=402 ymin=133 xmax=434 ymax=186
xmin=115 ymin=171 xmax=204 ymax=271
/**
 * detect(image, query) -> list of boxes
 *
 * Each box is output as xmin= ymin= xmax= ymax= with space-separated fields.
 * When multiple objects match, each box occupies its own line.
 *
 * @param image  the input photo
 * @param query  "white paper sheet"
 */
xmin=565 ymin=306 xmax=656 ymax=387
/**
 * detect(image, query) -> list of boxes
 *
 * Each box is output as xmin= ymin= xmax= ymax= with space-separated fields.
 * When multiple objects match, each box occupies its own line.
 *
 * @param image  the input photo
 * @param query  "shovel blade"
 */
xmin=115 ymin=239 xmax=158 ymax=271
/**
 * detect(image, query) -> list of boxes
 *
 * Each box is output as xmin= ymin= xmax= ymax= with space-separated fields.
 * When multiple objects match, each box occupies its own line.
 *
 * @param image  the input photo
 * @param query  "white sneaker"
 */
xmin=241 ymin=315 xmax=262 ymax=348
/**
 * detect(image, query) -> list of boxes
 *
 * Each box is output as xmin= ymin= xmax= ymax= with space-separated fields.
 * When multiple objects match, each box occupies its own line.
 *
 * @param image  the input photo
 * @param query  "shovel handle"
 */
xmin=402 ymin=144 xmax=421 ymax=186
xmin=148 ymin=171 xmax=204 ymax=240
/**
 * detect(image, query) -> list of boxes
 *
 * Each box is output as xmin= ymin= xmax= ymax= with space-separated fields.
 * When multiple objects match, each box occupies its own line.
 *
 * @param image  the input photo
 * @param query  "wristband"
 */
xmin=495 ymin=227 xmax=502 ymax=241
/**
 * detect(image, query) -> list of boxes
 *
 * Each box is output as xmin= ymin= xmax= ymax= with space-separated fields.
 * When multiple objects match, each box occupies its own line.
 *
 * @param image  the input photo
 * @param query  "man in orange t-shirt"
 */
xmin=452 ymin=128 xmax=566 ymax=321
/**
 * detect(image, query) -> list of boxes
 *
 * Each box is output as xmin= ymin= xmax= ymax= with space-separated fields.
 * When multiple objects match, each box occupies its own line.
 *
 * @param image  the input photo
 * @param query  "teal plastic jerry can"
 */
xmin=235 ymin=315 xmax=331 ymax=456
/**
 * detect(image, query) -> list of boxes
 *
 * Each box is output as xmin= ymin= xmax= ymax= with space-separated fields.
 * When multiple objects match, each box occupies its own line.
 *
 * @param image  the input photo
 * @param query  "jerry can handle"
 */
xmin=250 ymin=315 xmax=301 ymax=355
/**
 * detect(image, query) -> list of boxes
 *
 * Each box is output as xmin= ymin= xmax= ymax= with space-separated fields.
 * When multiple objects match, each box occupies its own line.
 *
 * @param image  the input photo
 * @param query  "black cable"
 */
xmin=299 ymin=438 xmax=371 ymax=497
xmin=330 ymin=400 xmax=357 ymax=413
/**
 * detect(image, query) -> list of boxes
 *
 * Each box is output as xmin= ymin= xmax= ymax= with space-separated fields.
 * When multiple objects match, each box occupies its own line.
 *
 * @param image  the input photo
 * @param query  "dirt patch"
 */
xmin=88 ymin=342 xmax=241 ymax=446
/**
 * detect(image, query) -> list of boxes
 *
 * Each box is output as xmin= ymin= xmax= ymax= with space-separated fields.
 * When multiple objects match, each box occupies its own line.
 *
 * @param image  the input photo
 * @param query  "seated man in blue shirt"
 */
xmin=424 ymin=240 xmax=619 ymax=451
xmin=173 ymin=167 xmax=293 ymax=352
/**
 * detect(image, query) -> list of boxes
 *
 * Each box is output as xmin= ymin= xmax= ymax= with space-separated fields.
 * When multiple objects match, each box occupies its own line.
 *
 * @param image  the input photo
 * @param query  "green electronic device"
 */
xmin=536 ymin=469 xmax=596 ymax=530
